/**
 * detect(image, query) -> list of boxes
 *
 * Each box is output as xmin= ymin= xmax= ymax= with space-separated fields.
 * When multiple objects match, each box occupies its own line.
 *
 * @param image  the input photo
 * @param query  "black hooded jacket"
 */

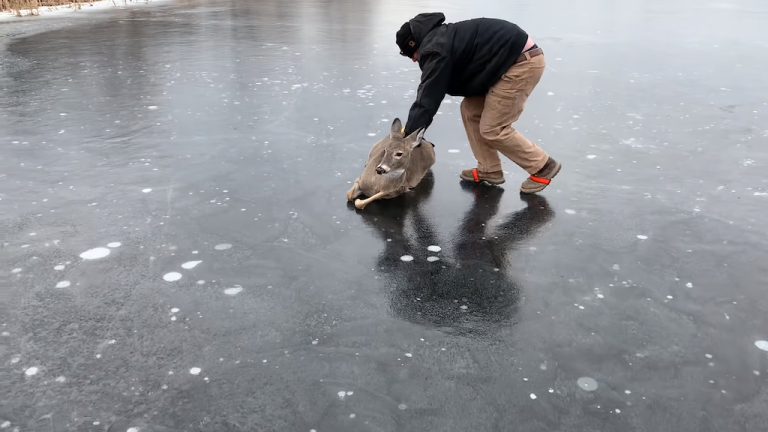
xmin=403 ymin=13 xmax=529 ymax=136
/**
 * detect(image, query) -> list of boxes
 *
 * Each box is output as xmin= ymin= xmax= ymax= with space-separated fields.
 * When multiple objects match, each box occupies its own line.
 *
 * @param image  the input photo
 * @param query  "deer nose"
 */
xmin=376 ymin=166 xmax=386 ymax=175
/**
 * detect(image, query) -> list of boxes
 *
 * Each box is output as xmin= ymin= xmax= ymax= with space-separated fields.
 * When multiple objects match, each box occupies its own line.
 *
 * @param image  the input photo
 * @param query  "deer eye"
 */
xmin=395 ymin=152 xmax=404 ymax=157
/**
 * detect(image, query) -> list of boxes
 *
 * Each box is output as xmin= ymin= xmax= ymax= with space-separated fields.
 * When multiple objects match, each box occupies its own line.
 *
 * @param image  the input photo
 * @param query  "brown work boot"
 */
xmin=459 ymin=168 xmax=505 ymax=185
xmin=520 ymin=157 xmax=561 ymax=194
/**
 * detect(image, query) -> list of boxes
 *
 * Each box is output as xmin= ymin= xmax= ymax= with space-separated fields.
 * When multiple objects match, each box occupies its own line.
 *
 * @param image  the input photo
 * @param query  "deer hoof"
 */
xmin=354 ymin=199 xmax=367 ymax=210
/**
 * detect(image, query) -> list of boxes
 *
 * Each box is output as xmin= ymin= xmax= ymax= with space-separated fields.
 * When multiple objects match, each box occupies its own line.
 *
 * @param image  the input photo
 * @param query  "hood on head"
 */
xmin=408 ymin=12 xmax=446 ymax=46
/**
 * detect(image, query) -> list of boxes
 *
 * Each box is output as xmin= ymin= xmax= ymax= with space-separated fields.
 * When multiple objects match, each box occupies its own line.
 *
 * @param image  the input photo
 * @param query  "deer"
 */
xmin=346 ymin=118 xmax=436 ymax=210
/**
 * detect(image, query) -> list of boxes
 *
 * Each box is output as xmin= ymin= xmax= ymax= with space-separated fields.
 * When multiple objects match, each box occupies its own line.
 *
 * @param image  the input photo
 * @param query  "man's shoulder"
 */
xmin=419 ymin=26 xmax=450 ymax=54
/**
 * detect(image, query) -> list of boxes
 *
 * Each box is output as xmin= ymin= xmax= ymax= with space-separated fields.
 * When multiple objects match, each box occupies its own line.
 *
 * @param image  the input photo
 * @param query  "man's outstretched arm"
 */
xmin=404 ymin=52 xmax=451 ymax=136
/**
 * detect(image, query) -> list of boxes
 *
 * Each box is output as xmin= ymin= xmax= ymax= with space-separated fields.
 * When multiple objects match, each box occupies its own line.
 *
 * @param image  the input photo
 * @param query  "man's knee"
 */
xmin=479 ymin=123 xmax=508 ymax=142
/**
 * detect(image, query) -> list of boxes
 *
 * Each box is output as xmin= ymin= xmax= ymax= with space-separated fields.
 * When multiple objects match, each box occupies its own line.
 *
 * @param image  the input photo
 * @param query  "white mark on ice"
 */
xmin=530 ymin=393 xmax=537 ymax=400
xmin=107 ymin=242 xmax=122 ymax=248
xmin=224 ymin=286 xmax=243 ymax=295
xmin=171 ymin=308 xmax=180 ymax=313
xmin=12 ymin=268 xmax=22 ymax=273
xmin=447 ymin=149 xmax=460 ymax=153
xmin=0 ymin=422 xmax=9 ymax=429
xmin=427 ymin=256 xmax=440 ymax=262
xmin=686 ymin=282 xmax=693 ymax=288
xmin=427 ymin=245 xmax=441 ymax=252
xmin=460 ymin=305 xmax=468 ymax=311
xmin=197 ymin=280 xmax=205 ymax=285
xmin=25 ymin=367 xmax=39 ymax=376
xmin=367 ymin=133 xmax=376 ymax=137
xmin=80 ymin=247 xmax=111 ymax=260
xmin=547 ymin=92 xmax=554 ymax=95
xmin=612 ymin=264 xmax=620 ymax=270
xmin=127 ymin=428 xmax=139 ymax=432
xmin=54 ymin=265 xmax=65 ymax=271
xmin=398 ymin=404 xmax=407 ymax=410
xmin=637 ymin=235 xmax=648 ymax=240
xmin=181 ymin=261 xmax=202 ymax=269
xmin=338 ymin=391 xmax=347 ymax=400
xmin=705 ymin=353 xmax=712 ymax=359
xmin=214 ymin=243 xmax=232 ymax=250
xmin=55 ymin=281 xmax=71 ymax=288
xmin=577 ymin=377 xmax=598 ymax=391
xmin=163 ymin=272 xmax=182 ymax=282
xmin=148 ymin=106 xmax=158 ymax=110
xmin=597 ymin=294 xmax=604 ymax=299
xmin=586 ymin=155 xmax=597 ymax=159
xmin=400 ymin=255 xmax=414 ymax=262
xmin=142 ymin=188 xmax=152 ymax=193
xmin=755 ymin=340 xmax=768 ymax=351
xmin=405 ymin=353 xmax=412 ymax=358
xmin=564 ymin=209 xmax=576 ymax=214
xmin=190 ymin=367 xmax=201 ymax=375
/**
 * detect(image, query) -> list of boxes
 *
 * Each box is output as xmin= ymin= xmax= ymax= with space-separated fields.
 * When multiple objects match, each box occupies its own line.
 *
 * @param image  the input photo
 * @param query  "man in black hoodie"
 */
xmin=396 ymin=13 xmax=561 ymax=194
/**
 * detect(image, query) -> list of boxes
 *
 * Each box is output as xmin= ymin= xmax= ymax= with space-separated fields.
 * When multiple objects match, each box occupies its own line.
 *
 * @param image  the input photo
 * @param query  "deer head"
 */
xmin=375 ymin=118 xmax=426 ymax=177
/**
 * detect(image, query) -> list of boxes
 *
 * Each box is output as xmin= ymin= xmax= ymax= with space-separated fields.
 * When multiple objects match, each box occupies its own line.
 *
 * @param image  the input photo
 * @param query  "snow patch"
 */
xmin=163 ymin=272 xmax=182 ymax=282
xmin=224 ymin=286 xmax=243 ymax=295
xmin=80 ymin=247 xmax=110 ymax=260
xmin=181 ymin=260 xmax=202 ymax=269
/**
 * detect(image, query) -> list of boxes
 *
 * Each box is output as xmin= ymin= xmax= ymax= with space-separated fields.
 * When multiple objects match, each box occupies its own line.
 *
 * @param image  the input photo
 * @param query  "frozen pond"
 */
xmin=2 ymin=0 xmax=768 ymax=431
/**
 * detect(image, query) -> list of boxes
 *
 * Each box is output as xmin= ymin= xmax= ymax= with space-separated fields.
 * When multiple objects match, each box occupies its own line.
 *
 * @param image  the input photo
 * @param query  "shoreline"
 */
xmin=0 ymin=0 xmax=152 ymax=21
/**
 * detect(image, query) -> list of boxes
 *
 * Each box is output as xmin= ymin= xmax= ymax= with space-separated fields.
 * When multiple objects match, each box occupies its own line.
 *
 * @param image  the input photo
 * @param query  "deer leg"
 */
xmin=354 ymin=191 xmax=388 ymax=210
xmin=346 ymin=180 xmax=362 ymax=201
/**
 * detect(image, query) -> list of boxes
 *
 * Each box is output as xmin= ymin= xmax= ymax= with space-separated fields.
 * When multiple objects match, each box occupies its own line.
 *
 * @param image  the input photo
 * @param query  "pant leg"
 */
xmin=479 ymin=53 xmax=549 ymax=174
xmin=461 ymin=96 xmax=502 ymax=172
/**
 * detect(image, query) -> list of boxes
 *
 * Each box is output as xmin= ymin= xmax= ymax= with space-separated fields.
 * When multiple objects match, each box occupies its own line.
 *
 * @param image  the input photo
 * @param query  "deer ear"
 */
xmin=411 ymin=127 xmax=425 ymax=147
xmin=390 ymin=118 xmax=404 ymax=139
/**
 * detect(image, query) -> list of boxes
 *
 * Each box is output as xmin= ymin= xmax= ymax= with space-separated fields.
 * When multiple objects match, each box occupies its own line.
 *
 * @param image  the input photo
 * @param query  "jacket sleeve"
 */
xmin=404 ymin=51 xmax=451 ymax=136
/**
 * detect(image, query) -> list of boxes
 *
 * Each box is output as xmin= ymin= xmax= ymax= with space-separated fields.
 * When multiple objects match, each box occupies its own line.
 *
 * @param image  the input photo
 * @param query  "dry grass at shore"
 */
xmin=1 ymin=0 xmax=141 ymax=16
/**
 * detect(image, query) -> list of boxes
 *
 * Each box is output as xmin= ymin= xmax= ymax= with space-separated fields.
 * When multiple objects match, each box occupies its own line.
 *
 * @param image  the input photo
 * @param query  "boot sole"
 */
xmin=520 ymin=162 xmax=561 ymax=194
xmin=459 ymin=173 xmax=506 ymax=185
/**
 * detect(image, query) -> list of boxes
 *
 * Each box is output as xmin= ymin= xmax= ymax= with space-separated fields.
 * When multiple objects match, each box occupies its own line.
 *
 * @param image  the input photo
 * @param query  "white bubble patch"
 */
xmin=54 ymin=265 xmax=65 ymax=271
xmin=224 ymin=286 xmax=243 ymax=295
xmin=107 ymin=242 xmax=122 ymax=248
xmin=142 ymin=188 xmax=152 ymax=193
xmin=400 ymin=255 xmax=414 ymax=262
xmin=25 ymin=367 xmax=39 ymax=376
xmin=12 ymin=268 xmax=22 ymax=273
xmin=190 ymin=367 xmax=201 ymax=375
xmin=182 ymin=260 xmax=202 ymax=269
xmin=427 ymin=256 xmax=440 ymax=262
xmin=564 ymin=209 xmax=576 ymax=214
xmin=80 ymin=247 xmax=111 ymax=260
xmin=755 ymin=340 xmax=768 ymax=352
xmin=163 ymin=272 xmax=182 ymax=282
xmin=577 ymin=377 xmax=598 ymax=391
xmin=55 ymin=281 xmax=71 ymax=288
xmin=586 ymin=155 xmax=597 ymax=159
xmin=214 ymin=243 xmax=232 ymax=250
xmin=637 ymin=235 xmax=648 ymax=240
xmin=447 ymin=149 xmax=460 ymax=153
xmin=427 ymin=245 xmax=441 ymax=252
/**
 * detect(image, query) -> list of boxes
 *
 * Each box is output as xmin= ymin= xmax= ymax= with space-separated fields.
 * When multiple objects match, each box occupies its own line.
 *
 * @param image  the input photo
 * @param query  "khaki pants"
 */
xmin=460 ymin=52 xmax=548 ymax=174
